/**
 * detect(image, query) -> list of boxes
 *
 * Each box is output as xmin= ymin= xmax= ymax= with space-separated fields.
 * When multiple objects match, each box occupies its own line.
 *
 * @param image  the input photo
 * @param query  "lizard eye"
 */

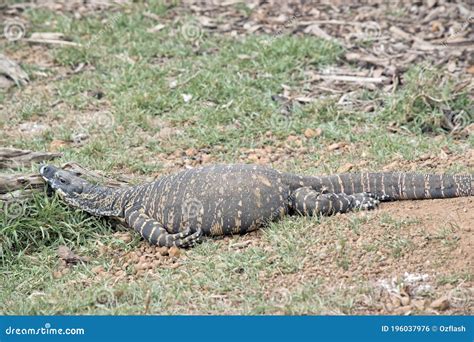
xmin=59 ymin=177 xmax=67 ymax=184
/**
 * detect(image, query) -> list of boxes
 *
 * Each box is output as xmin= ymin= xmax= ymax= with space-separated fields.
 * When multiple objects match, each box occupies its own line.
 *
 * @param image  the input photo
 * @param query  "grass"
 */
xmin=0 ymin=3 xmax=472 ymax=315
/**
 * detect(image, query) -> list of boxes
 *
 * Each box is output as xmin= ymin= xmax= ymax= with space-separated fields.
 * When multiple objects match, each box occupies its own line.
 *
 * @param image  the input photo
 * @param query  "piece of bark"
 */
xmin=0 ymin=148 xmax=62 ymax=169
xmin=0 ymin=53 xmax=29 ymax=87
xmin=389 ymin=26 xmax=439 ymax=51
xmin=0 ymin=188 xmax=39 ymax=201
xmin=57 ymin=245 xmax=90 ymax=264
xmin=0 ymin=174 xmax=44 ymax=194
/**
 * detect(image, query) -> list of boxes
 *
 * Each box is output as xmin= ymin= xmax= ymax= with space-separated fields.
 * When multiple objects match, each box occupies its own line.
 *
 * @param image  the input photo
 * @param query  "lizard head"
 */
xmin=40 ymin=164 xmax=89 ymax=206
xmin=39 ymin=164 xmax=124 ymax=217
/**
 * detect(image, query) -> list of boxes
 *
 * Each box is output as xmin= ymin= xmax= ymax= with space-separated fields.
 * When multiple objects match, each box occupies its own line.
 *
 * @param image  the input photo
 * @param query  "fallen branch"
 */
xmin=0 ymin=174 xmax=44 ymax=194
xmin=0 ymin=53 xmax=29 ymax=87
xmin=345 ymin=52 xmax=391 ymax=69
xmin=0 ymin=148 xmax=62 ymax=169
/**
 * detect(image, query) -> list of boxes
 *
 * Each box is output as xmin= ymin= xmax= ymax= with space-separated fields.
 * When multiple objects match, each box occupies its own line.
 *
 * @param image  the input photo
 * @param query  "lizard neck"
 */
xmin=64 ymin=184 xmax=132 ymax=218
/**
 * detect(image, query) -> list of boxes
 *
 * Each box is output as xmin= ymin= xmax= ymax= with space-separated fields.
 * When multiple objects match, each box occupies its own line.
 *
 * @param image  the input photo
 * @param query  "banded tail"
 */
xmin=293 ymin=173 xmax=472 ymax=200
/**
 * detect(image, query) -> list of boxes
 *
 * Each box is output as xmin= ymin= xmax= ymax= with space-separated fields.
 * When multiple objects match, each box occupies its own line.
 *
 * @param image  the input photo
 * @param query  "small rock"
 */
xmin=134 ymin=263 xmax=146 ymax=272
xmin=328 ymin=142 xmax=343 ymax=151
xmin=201 ymin=154 xmax=211 ymax=163
xmin=393 ymin=305 xmax=412 ymax=315
xmin=92 ymin=266 xmax=105 ymax=274
xmin=114 ymin=232 xmax=132 ymax=243
xmin=338 ymin=163 xmax=354 ymax=173
xmin=391 ymin=296 xmax=401 ymax=307
xmin=304 ymin=128 xmax=321 ymax=139
xmin=156 ymin=246 xmax=169 ymax=256
xmin=169 ymin=246 xmax=181 ymax=257
xmin=430 ymin=296 xmax=449 ymax=310
xmin=52 ymin=271 xmax=63 ymax=279
xmin=185 ymin=148 xmax=197 ymax=157
xmin=49 ymin=139 xmax=68 ymax=151
xmin=248 ymin=153 xmax=259 ymax=162
xmin=412 ymin=299 xmax=426 ymax=311
xmin=400 ymin=295 xmax=410 ymax=306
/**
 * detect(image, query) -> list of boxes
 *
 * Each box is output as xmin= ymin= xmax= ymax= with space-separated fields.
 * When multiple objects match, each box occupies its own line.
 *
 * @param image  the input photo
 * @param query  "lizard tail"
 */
xmin=293 ymin=172 xmax=472 ymax=200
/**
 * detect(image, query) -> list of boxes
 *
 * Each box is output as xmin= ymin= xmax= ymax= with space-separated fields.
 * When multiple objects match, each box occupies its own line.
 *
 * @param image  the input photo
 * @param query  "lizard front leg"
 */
xmin=290 ymin=187 xmax=379 ymax=216
xmin=124 ymin=207 xmax=202 ymax=247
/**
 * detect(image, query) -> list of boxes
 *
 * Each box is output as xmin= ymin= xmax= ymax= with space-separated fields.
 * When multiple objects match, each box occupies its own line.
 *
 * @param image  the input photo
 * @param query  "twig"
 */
xmin=389 ymin=26 xmax=440 ymax=51
xmin=308 ymin=74 xmax=388 ymax=84
xmin=24 ymin=38 xmax=82 ymax=47
xmin=143 ymin=289 xmax=152 ymax=315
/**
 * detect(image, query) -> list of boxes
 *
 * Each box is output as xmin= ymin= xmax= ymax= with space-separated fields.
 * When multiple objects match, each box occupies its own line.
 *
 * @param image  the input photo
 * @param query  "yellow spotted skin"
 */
xmin=41 ymin=164 xmax=473 ymax=247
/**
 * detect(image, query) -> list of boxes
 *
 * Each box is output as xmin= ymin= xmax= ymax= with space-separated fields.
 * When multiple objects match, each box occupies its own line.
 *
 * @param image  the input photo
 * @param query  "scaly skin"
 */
xmin=40 ymin=164 xmax=472 ymax=247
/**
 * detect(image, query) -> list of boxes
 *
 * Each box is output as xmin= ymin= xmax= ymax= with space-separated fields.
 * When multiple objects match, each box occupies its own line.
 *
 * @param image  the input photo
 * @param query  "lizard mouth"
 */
xmin=40 ymin=164 xmax=57 ymax=181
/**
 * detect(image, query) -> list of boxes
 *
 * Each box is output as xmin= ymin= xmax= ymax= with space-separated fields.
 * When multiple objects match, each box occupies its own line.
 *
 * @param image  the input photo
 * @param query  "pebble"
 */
xmin=157 ymin=247 xmax=169 ymax=256
xmin=430 ymin=296 xmax=449 ymax=310
xmin=92 ymin=266 xmax=105 ymax=274
xmin=304 ymin=128 xmax=318 ymax=138
xmin=169 ymin=246 xmax=181 ymax=257
xmin=393 ymin=305 xmax=412 ymax=315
